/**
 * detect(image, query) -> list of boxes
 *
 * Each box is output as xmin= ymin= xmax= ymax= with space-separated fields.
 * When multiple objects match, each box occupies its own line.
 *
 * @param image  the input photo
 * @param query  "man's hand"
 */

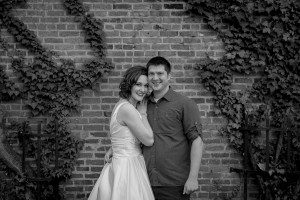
xmin=183 ymin=177 xmax=198 ymax=194
xmin=104 ymin=147 xmax=112 ymax=163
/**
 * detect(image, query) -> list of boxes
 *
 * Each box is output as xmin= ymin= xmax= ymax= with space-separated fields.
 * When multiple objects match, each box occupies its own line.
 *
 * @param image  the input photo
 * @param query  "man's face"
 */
xmin=148 ymin=64 xmax=170 ymax=93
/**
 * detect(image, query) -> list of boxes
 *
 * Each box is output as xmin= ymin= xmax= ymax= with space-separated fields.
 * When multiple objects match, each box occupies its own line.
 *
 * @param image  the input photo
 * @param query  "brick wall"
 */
xmin=0 ymin=0 xmax=257 ymax=199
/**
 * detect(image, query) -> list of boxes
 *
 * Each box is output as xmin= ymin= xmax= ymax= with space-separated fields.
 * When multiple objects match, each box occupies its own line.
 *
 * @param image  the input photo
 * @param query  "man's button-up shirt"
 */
xmin=142 ymin=88 xmax=202 ymax=186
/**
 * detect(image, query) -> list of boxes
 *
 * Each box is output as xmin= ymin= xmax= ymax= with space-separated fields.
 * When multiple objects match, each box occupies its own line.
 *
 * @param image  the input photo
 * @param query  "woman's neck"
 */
xmin=127 ymin=97 xmax=137 ymax=108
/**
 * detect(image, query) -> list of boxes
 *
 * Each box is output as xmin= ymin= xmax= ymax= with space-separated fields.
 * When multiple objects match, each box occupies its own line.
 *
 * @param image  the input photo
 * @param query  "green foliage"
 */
xmin=63 ymin=0 xmax=107 ymax=58
xmin=0 ymin=175 xmax=35 ymax=200
xmin=0 ymin=118 xmax=79 ymax=200
xmin=40 ymin=118 xmax=84 ymax=180
xmin=0 ymin=38 xmax=20 ymax=101
xmin=62 ymin=0 xmax=86 ymax=17
xmin=0 ymin=0 xmax=52 ymax=59
xmin=185 ymin=0 xmax=300 ymax=199
xmin=0 ymin=0 xmax=112 ymax=199
xmin=0 ymin=0 xmax=112 ymax=117
xmin=0 ymin=65 xmax=20 ymax=101
xmin=211 ymin=179 xmax=240 ymax=200
xmin=0 ymin=0 xmax=27 ymax=11
xmin=10 ymin=56 xmax=104 ymax=117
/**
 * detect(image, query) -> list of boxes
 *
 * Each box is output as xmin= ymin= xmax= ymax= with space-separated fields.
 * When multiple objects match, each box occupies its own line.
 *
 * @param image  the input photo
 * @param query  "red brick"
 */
xmin=47 ymin=10 xmax=65 ymax=16
xmin=82 ymin=111 xmax=102 ymax=117
xmin=139 ymin=31 xmax=159 ymax=37
xmin=44 ymin=38 xmax=63 ymax=43
xmin=73 ymin=180 xmax=93 ymax=185
xmin=91 ymin=166 xmax=103 ymax=172
xmin=133 ymin=4 xmax=151 ymax=10
xmin=151 ymin=44 xmax=170 ymax=50
xmin=84 ymin=139 xmax=99 ymax=144
xmin=183 ymin=37 xmax=201 ymax=43
xmin=205 ymin=145 xmax=225 ymax=151
xmin=171 ymin=44 xmax=189 ymax=50
xmin=93 ymin=4 xmax=113 ymax=10
xmin=65 ymin=186 xmax=84 ymax=192
xmin=164 ymin=3 xmax=184 ymax=10
xmin=221 ymin=159 xmax=240 ymax=165
xmin=211 ymin=153 xmax=230 ymax=158
xmin=113 ymin=4 xmax=132 ymax=10
xmin=160 ymin=31 xmax=178 ymax=37
xmin=178 ymin=51 xmax=195 ymax=57
xmin=85 ymin=173 xmax=100 ymax=179
xmin=90 ymin=131 xmax=107 ymax=137
xmin=86 ymin=159 xmax=104 ymax=165
xmin=171 ymin=11 xmax=187 ymax=16
xmin=38 ymin=31 xmax=58 ymax=37
xmin=95 ymin=153 xmax=106 ymax=158
xmin=76 ymin=166 xmax=90 ymax=171
xmin=59 ymin=31 xmax=80 ymax=37
xmin=89 ymin=113 xmax=107 ymax=121
xmin=150 ymin=10 xmax=170 ymax=17
xmin=108 ymin=11 xmax=128 ymax=17
xmin=83 ymin=124 xmax=103 ymax=131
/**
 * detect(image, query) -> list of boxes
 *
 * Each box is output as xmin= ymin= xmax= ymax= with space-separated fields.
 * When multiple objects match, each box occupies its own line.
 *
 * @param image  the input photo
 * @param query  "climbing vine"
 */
xmin=63 ymin=0 xmax=107 ymax=58
xmin=185 ymin=0 xmax=300 ymax=199
xmin=0 ymin=0 xmax=112 ymax=199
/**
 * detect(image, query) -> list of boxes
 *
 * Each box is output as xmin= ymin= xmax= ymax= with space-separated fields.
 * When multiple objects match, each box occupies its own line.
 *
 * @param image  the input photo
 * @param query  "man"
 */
xmin=144 ymin=56 xmax=204 ymax=200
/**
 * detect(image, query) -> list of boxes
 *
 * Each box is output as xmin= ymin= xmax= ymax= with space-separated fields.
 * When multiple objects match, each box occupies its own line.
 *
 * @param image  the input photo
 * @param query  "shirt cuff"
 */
xmin=186 ymin=122 xmax=202 ymax=143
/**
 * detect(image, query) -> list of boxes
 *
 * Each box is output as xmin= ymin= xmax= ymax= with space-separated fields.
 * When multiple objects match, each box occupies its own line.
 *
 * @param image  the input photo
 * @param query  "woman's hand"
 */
xmin=136 ymin=98 xmax=148 ymax=115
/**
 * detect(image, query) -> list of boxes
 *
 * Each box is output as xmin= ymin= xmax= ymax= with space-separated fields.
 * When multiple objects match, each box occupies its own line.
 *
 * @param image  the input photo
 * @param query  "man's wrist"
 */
xmin=187 ymin=174 xmax=198 ymax=180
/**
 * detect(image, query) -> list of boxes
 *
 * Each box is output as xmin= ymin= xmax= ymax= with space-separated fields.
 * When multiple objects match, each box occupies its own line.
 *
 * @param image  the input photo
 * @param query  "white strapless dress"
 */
xmin=88 ymin=100 xmax=154 ymax=200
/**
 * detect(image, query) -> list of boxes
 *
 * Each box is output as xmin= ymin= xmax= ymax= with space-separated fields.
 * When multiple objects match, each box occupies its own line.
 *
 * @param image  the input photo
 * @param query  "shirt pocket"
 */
xmin=158 ymin=109 xmax=181 ymax=133
xmin=160 ymin=109 xmax=180 ymax=121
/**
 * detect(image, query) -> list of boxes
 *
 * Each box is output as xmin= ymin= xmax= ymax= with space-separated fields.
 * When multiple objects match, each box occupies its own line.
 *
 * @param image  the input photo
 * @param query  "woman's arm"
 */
xmin=118 ymin=103 xmax=154 ymax=146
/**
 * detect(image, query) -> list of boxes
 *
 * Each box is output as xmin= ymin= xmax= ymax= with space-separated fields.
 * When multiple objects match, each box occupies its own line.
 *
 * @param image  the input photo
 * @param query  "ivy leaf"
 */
xmin=263 ymin=27 xmax=271 ymax=33
xmin=37 ymin=83 xmax=43 ymax=90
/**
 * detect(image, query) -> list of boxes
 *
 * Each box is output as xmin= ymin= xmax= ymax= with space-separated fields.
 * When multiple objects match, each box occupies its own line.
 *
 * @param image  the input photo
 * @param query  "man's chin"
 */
xmin=151 ymin=86 xmax=161 ymax=91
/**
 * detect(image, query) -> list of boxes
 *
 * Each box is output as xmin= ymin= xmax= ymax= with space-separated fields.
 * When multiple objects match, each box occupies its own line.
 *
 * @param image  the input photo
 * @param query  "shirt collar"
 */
xmin=149 ymin=87 xmax=176 ymax=102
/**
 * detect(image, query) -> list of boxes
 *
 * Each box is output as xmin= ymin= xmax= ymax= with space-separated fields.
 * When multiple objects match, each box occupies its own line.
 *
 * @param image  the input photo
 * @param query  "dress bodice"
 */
xmin=110 ymin=100 xmax=142 ymax=158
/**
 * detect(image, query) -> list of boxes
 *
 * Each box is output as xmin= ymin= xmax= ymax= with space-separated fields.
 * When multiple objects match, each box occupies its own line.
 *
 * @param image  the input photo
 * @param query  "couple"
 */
xmin=88 ymin=56 xmax=204 ymax=200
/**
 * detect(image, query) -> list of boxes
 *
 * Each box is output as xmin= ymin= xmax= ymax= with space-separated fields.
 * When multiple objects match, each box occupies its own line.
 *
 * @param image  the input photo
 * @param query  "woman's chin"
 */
xmin=134 ymin=97 xmax=144 ymax=102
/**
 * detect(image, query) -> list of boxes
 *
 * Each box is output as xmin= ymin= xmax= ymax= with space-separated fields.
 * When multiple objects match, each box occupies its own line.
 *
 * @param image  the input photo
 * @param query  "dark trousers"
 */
xmin=152 ymin=186 xmax=190 ymax=200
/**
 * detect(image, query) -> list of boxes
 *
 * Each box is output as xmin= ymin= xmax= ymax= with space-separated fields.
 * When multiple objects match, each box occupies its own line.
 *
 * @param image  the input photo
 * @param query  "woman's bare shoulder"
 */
xmin=118 ymin=102 xmax=137 ymax=117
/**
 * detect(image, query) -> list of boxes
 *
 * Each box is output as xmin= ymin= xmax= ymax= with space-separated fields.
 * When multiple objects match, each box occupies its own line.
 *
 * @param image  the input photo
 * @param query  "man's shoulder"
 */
xmin=167 ymin=88 xmax=197 ymax=106
xmin=172 ymin=90 xmax=194 ymax=103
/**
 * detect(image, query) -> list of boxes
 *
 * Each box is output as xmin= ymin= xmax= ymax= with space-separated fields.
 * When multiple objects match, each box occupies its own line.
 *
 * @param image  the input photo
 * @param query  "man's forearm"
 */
xmin=188 ymin=136 xmax=204 ymax=179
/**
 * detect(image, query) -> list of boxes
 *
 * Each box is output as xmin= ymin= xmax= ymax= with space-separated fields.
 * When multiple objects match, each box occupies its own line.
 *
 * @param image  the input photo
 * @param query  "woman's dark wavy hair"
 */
xmin=119 ymin=66 xmax=148 ymax=100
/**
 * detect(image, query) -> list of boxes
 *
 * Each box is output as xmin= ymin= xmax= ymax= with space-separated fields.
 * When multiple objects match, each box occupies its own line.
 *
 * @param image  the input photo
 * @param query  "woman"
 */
xmin=88 ymin=66 xmax=155 ymax=200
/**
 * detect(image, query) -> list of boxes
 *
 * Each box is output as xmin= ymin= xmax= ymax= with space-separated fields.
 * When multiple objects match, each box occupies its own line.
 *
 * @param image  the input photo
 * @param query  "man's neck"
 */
xmin=153 ymin=86 xmax=170 ymax=100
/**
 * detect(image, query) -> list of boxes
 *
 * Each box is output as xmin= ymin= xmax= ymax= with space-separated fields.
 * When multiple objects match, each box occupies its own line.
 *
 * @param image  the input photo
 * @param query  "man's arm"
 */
xmin=183 ymin=136 xmax=204 ymax=194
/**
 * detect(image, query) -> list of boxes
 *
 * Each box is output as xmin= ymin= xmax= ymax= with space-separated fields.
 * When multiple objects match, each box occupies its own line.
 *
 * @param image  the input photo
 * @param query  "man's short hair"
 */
xmin=146 ymin=56 xmax=171 ymax=74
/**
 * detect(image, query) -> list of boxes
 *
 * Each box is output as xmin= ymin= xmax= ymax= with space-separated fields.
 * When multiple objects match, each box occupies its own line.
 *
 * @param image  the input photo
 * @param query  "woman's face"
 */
xmin=130 ymin=75 xmax=148 ymax=104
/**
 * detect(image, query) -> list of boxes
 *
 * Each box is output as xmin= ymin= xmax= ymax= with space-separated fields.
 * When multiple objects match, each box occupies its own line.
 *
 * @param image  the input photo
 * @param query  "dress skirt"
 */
xmin=88 ymin=155 xmax=154 ymax=200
